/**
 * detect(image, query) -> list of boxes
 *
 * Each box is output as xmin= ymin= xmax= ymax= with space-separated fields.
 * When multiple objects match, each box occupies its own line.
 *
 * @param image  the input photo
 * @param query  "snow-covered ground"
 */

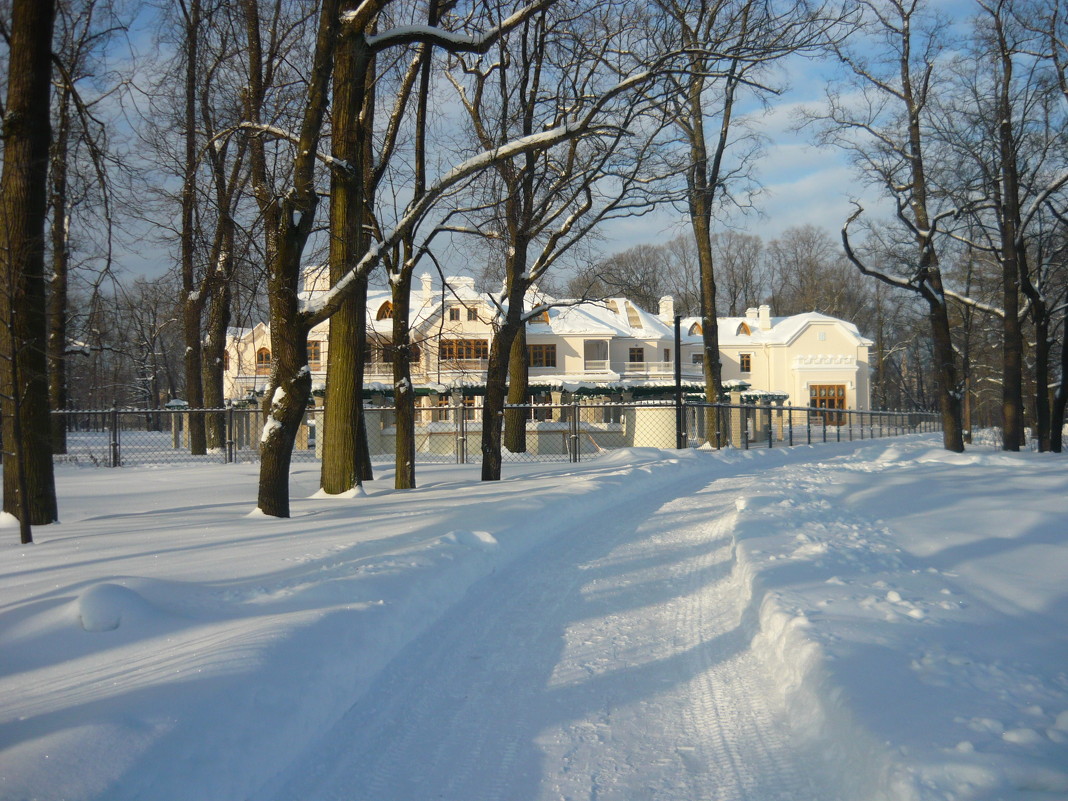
xmin=0 ymin=436 xmax=1065 ymax=801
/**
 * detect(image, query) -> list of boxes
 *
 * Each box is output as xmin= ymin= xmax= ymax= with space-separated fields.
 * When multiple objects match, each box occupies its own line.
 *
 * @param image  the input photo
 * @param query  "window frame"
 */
xmin=528 ymin=343 xmax=557 ymax=368
xmin=255 ymin=347 xmax=272 ymax=375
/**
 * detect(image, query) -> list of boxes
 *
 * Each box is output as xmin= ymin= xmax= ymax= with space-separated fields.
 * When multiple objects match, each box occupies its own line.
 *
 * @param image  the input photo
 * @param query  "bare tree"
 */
xmin=765 ymin=225 xmax=870 ymax=320
xmin=444 ymin=0 xmax=671 ymax=478
xmin=655 ymin=0 xmax=839 ymax=437
xmin=821 ymin=0 xmax=965 ymax=451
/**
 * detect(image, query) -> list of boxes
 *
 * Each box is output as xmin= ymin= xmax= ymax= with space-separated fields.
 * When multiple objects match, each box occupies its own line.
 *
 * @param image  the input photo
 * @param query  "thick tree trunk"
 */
xmin=503 ymin=324 xmax=528 ymax=454
xmin=180 ymin=0 xmax=206 ymax=454
xmin=320 ymin=7 xmax=374 ymax=494
xmin=1 ymin=0 xmax=59 ymax=528
xmin=481 ymin=315 xmax=522 ymax=482
xmin=927 ymin=297 xmax=965 ymax=453
xmin=257 ymin=232 xmax=314 ymax=517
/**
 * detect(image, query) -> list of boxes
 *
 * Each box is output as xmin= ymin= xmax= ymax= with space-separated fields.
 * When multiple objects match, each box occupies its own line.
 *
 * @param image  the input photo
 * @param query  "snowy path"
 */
xmin=263 ymin=471 xmax=837 ymax=801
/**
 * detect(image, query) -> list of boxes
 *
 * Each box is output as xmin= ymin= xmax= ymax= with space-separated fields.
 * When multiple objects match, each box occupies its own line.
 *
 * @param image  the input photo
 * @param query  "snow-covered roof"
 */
xmin=682 ymin=311 xmax=873 ymax=348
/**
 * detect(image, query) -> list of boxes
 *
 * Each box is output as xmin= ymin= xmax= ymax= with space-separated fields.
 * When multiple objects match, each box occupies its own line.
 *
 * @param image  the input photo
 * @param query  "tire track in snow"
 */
xmin=263 ymin=468 xmax=841 ymax=801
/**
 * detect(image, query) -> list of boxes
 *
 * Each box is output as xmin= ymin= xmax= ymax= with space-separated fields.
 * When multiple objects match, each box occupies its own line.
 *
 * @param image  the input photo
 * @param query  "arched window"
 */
xmin=256 ymin=347 xmax=272 ymax=375
xmin=376 ymin=301 xmax=394 ymax=320
xmin=688 ymin=322 xmax=703 ymax=336
xmin=736 ymin=321 xmax=752 ymax=336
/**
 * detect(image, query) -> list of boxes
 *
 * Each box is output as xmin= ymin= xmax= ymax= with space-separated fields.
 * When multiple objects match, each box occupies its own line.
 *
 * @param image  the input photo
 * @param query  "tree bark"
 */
xmin=180 ymin=0 xmax=206 ymax=454
xmin=392 ymin=275 xmax=416 ymax=488
xmin=1 ymin=0 xmax=59 ymax=528
xmin=503 ymin=324 xmax=528 ymax=454
xmin=320 ymin=12 xmax=375 ymax=494
xmin=48 ymin=83 xmax=71 ymax=455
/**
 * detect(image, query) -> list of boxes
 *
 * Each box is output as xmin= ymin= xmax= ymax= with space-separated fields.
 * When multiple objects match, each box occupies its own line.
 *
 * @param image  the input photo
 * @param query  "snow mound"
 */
xmin=441 ymin=530 xmax=498 ymax=551
xmin=76 ymin=583 xmax=157 ymax=632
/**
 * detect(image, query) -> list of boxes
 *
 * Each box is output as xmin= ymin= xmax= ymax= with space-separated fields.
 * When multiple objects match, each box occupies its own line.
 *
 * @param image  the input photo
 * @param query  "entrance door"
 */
xmin=810 ymin=384 xmax=846 ymax=424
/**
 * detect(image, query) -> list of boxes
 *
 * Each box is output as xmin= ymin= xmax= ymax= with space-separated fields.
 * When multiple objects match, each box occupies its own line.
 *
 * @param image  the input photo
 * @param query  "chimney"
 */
xmin=745 ymin=307 xmax=759 ymax=321
xmin=420 ymin=272 xmax=433 ymax=296
xmin=758 ymin=304 xmax=772 ymax=330
xmin=659 ymin=296 xmax=674 ymax=323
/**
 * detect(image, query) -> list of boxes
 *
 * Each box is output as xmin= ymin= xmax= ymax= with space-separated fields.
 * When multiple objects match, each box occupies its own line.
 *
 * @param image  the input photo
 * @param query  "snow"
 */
xmin=1 ymin=436 xmax=1066 ymax=800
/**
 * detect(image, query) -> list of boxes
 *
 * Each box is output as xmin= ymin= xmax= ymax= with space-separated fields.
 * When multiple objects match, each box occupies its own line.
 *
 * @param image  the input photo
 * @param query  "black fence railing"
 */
xmin=47 ymin=402 xmax=942 ymax=468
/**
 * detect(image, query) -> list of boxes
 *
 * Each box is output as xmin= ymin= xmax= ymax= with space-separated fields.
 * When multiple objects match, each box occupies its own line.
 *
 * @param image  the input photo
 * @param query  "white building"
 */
xmin=224 ymin=268 xmax=873 ymax=410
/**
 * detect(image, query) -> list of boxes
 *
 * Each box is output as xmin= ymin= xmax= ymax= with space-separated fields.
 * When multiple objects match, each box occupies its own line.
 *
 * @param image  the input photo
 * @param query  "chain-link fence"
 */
xmin=49 ymin=401 xmax=942 ymax=468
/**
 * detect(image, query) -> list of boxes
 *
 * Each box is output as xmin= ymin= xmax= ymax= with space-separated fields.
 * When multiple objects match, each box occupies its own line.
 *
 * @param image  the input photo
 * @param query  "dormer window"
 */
xmin=255 ymin=347 xmax=271 ymax=375
xmin=737 ymin=321 xmax=752 ymax=336
xmin=688 ymin=322 xmax=703 ymax=336
xmin=376 ymin=301 xmax=394 ymax=320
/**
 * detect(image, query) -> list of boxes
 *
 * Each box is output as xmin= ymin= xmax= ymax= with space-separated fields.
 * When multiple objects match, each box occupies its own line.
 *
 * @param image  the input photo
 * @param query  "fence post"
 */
xmin=455 ymin=403 xmax=466 ymax=464
xmin=822 ymin=412 xmax=827 ymax=443
xmin=109 ymin=406 xmax=120 ymax=467
xmin=226 ymin=406 xmax=235 ymax=463
xmin=806 ymin=410 xmax=811 ymax=444
xmin=570 ymin=398 xmax=580 ymax=463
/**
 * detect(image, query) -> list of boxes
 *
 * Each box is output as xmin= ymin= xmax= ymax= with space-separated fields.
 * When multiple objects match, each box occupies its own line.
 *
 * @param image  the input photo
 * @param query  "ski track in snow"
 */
xmin=263 ymin=471 xmax=838 ymax=801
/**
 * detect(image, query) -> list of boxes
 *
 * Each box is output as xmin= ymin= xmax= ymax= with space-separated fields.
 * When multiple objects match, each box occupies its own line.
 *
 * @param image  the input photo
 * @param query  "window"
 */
xmin=740 ymin=353 xmax=751 ymax=373
xmin=528 ymin=344 xmax=557 ymax=368
xmin=449 ymin=307 xmax=461 ymax=321
xmin=307 ymin=341 xmax=321 ymax=369
xmin=663 ymin=348 xmax=671 ymax=363
xmin=817 ymin=331 xmax=827 ymax=341
xmin=688 ymin=322 xmax=703 ymax=336
xmin=628 ymin=347 xmax=644 ymax=363
xmin=467 ymin=307 xmax=479 ymax=321
xmin=223 ymin=351 xmax=230 ymax=371
xmin=691 ymin=353 xmax=704 ymax=365
xmin=737 ymin=322 xmax=752 ymax=336
xmin=440 ymin=338 xmax=489 ymax=361
xmin=255 ymin=347 xmax=271 ymax=375
xmin=534 ymin=310 xmax=550 ymax=324
xmin=376 ymin=301 xmax=394 ymax=320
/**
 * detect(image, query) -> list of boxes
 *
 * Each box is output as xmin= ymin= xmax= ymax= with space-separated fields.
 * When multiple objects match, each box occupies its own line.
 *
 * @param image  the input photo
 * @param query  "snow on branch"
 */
xmin=231 ymin=122 xmax=354 ymax=176
xmin=360 ymin=0 xmax=555 ymax=54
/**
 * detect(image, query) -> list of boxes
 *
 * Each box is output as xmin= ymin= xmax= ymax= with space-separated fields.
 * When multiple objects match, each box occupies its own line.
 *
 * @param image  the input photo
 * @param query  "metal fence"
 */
xmin=49 ymin=402 xmax=942 ymax=468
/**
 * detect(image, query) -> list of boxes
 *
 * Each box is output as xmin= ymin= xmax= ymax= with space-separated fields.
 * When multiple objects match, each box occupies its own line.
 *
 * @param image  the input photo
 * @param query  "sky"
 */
xmin=1 ymin=433 xmax=1065 ymax=800
xmin=103 ymin=0 xmax=985 ymax=285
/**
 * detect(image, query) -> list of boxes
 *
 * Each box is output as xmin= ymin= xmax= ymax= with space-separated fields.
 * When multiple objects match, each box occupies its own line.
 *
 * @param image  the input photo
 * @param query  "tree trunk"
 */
xmin=180 ymin=0 xmax=206 ymax=454
xmin=1050 ymin=304 xmax=1067 ymax=453
xmin=1 ymin=0 xmax=59 ymax=528
xmin=48 ymin=85 xmax=71 ymax=455
xmin=320 ymin=5 xmax=374 ymax=494
xmin=482 ymin=262 xmax=528 ymax=481
xmin=503 ymin=323 xmax=528 ymax=453
xmin=257 ymin=229 xmax=314 ymax=517
xmin=202 ymin=267 xmax=232 ymax=449
xmin=927 ymin=294 xmax=965 ymax=452
xmin=392 ymin=275 xmax=416 ymax=489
